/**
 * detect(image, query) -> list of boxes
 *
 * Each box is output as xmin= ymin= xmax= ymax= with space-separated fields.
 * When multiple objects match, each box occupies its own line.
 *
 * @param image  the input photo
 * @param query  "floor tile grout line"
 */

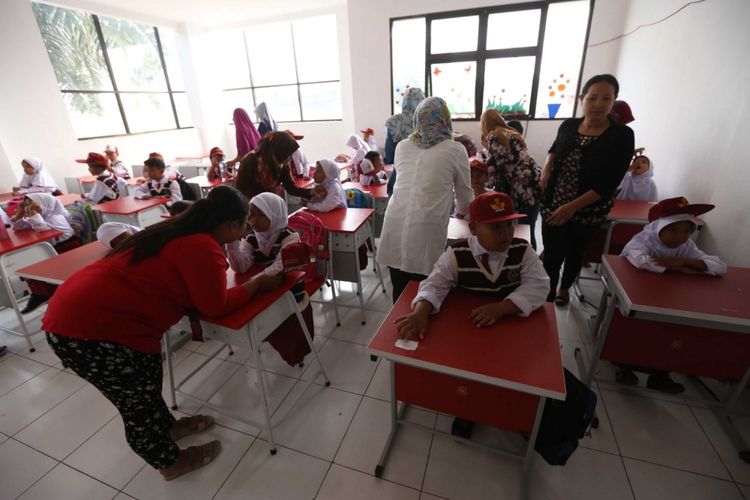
xmin=209 ymin=434 xmax=258 ymax=500
xmin=59 ymin=412 xmax=120 ymax=464
xmin=620 ymin=452 xmax=739 ymax=483
xmin=0 ymin=354 xmax=60 ymax=399
xmin=686 ymin=403 xmax=741 ymax=485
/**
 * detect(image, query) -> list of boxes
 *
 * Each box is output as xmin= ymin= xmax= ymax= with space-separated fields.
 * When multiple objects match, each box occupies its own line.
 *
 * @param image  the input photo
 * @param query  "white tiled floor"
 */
xmin=1 ymin=268 xmax=749 ymax=500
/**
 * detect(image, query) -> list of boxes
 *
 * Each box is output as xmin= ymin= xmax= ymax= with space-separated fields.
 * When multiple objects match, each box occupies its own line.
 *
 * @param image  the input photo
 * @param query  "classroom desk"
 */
xmin=579 ymin=255 xmax=750 ymax=462
xmin=16 ymin=241 xmax=107 ymax=285
xmin=164 ymin=268 xmax=330 ymax=455
xmin=307 ymin=207 xmax=386 ymax=324
xmin=447 ymin=217 xmax=532 ymax=245
xmin=368 ymin=282 xmax=565 ymax=496
xmin=0 ymin=228 xmax=62 ymax=351
xmin=184 ymin=174 xmax=230 ymax=199
xmin=293 ymin=177 xmax=314 ymax=189
xmin=343 ymin=181 xmax=388 ymax=237
xmin=0 ymin=192 xmax=80 ymax=209
xmin=92 ymin=196 xmax=169 ymax=227
xmin=0 ymin=192 xmax=15 ymax=206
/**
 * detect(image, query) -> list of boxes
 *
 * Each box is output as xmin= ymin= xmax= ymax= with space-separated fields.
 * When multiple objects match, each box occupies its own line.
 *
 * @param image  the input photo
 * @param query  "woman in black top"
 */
xmin=540 ymin=74 xmax=634 ymax=305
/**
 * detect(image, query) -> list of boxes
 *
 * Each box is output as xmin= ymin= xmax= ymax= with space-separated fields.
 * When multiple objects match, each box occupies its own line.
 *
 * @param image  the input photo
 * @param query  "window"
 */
xmin=218 ymin=14 xmax=342 ymax=124
xmin=390 ymin=1 xmax=592 ymax=120
xmin=32 ymin=2 xmax=191 ymax=139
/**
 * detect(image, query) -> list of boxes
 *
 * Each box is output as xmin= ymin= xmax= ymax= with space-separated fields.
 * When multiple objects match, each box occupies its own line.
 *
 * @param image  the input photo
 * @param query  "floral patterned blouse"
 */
xmin=541 ymin=133 xmax=611 ymax=226
xmin=486 ymin=132 xmax=542 ymax=212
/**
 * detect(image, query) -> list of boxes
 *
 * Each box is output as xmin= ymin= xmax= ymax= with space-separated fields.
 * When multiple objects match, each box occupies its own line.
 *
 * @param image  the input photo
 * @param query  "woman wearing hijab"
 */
xmin=384 ymin=88 xmax=426 ymax=196
xmin=226 ymin=108 xmax=262 ymax=169
xmin=233 ymin=131 xmax=315 ymax=201
xmin=226 ymin=192 xmax=314 ymax=366
xmin=254 ymin=102 xmax=278 ymax=136
xmin=377 ymin=97 xmax=474 ymax=302
xmin=13 ymin=158 xmax=61 ymax=195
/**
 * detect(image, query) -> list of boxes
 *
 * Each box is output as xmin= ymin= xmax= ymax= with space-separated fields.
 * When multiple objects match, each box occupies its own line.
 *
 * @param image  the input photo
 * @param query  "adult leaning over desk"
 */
xmin=540 ymin=74 xmax=634 ymax=306
xmin=377 ymin=96 xmax=474 ymax=302
xmin=234 ymin=131 xmax=315 ymax=201
xmin=42 ymin=185 xmax=283 ymax=481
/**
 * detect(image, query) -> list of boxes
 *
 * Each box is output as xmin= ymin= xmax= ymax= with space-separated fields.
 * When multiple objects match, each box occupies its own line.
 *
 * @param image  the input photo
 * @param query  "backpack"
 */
xmin=66 ymin=200 xmax=102 ymax=244
xmin=534 ymin=368 xmax=598 ymax=466
xmin=288 ymin=210 xmax=328 ymax=285
xmin=176 ymin=177 xmax=198 ymax=201
xmin=4 ymin=195 xmax=24 ymax=217
xmin=344 ymin=188 xmax=373 ymax=209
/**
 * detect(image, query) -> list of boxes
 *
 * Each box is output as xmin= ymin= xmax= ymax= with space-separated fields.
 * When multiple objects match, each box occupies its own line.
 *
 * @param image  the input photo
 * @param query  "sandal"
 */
xmin=160 ymin=440 xmax=221 ymax=481
xmin=169 ymin=414 xmax=215 ymax=442
xmin=554 ymin=293 xmax=570 ymax=307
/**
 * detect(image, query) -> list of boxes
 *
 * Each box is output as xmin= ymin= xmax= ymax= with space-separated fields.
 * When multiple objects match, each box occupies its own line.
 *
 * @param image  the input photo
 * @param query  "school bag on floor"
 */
xmin=534 ymin=368 xmax=597 ymax=466
xmin=288 ymin=210 xmax=328 ymax=286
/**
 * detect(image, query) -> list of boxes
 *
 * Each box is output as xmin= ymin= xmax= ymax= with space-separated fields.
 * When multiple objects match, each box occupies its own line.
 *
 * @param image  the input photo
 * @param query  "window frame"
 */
xmin=222 ymin=17 xmax=343 ymax=124
xmin=389 ymin=0 xmax=594 ymax=121
xmin=34 ymin=3 xmax=191 ymax=140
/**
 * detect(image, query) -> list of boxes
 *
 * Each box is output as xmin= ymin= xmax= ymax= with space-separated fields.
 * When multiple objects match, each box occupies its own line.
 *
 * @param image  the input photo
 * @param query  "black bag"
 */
xmin=176 ymin=178 xmax=198 ymax=201
xmin=534 ymin=368 xmax=597 ymax=466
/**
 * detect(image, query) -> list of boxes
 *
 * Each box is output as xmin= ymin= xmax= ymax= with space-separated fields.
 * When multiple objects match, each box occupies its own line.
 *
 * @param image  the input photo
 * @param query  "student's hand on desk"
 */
xmin=546 ymin=203 xmax=576 ymax=225
xmin=139 ymin=194 xmax=153 ymax=200
xmin=395 ymin=311 xmax=428 ymax=340
xmin=469 ymin=303 xmax=506 ymax=327
xmin=650 ymin=256 xmax=685 ymax=269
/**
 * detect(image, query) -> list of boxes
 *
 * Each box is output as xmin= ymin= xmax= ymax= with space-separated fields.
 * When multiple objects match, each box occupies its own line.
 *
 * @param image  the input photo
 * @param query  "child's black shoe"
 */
xmin=615 ymin=369 xmax=638 ymax=386
xmin=451 ymin=417 xmax=475 ymax=439
xmin=21 ymin=294 xmax=48 ymax=314
xmin=647 ymin=374 xmax=685 ymax=394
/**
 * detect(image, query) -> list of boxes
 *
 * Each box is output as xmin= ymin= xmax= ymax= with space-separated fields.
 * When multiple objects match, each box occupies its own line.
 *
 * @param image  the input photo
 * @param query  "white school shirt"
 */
xmin=413 ymin=235 xmax=549 ymax=316
xmin=376 ymin=139 xmax=474 ymax=276
xmin=110 ymin=160 xmax=131 ymax=179
xmin=226 ymin=231 xmax=300 ymax=275
xmin=84 ymin=174 xmax=128 ymax=204
xmin=621 ymin=222 xmax=727 ymax=276
xmin=134 ymin=175 xmax=183 ymax=202
xmin=11 ymin=201 xmax=74 ymax=245
xmin=358 ymin=159 xmax=386 ymax=186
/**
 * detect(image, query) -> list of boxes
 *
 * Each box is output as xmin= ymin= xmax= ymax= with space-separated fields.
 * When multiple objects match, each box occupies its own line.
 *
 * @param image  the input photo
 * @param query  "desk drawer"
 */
xmin=601 ymin=314 xmax=750 ymax=381
xmin=395 ymin=364 xmax=539 ymax=433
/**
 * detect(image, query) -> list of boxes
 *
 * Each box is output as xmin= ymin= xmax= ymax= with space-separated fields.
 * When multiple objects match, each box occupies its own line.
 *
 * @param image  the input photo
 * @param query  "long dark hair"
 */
xmin=235 ymin=132 xmax=299 ymax=197
xmin=109 ymin=185 xmax=249 ymax=263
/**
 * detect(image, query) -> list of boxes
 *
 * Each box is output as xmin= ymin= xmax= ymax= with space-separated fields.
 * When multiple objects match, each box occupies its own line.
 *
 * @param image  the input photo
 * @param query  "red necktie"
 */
xmin=481 ymin=253 xmax=491 ymax=273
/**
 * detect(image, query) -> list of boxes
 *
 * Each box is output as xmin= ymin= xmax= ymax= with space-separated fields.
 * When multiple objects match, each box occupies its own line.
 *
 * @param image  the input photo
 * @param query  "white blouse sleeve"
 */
xmin=621 ymin=238 xmax=667 ymax=273
xmin=680 ymin=239 xmax=728 ymax=276
xmin=504 ymin=247 xmax=550 ymax=316
xmin=452 ymin=149 xmax=474 ymax=216
xmin=226 ymin=239 xmax=253 ymax=274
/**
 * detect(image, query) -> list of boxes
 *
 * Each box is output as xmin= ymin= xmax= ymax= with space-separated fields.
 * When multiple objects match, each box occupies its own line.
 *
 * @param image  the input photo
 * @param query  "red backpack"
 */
xmin=288 ymin=210 xmax=328 ymax=285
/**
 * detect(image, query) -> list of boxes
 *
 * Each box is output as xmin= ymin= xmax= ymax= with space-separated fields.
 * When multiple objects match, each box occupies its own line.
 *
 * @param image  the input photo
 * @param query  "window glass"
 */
xmin=430 ymin=61 xmax=476 ymax=119
xmin=391 ymin=18 xmax=427 ymax=113
xmin=430 ymin=16 xmax=479 ymax=54
xmin=300 ymin=82 xmax=342 ymax=120
xmin=483 ymin=57 xmax=536 ymax=117
xmin=245 ymin=22 xmax=297 ymax=86
xmin=293 ymin=15 xmax=340 ymax=82
xmin=253 ymin=86 xmax=301 ymax=122
xmin=99 ymin=16 xmax=167 ymax=91
xmin=486 ymin=10 xmax=541 ymax=50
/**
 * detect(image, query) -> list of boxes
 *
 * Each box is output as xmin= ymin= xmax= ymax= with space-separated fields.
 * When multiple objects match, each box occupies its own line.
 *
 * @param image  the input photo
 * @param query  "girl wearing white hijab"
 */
xmin=306 ymin=159 xmax=346 ymax=212
xmin=616 ymin=155 xmax=658 ymax=201
xmin=11 ymin=193 xmax=74 ymax=245
xmin=226 ymin=192 xmax=300 ymax=275
xmin=345 ymin=134 xmax=370 ymax=182
xmin=13 ymin=158 xmax=61 ymax=195
xmin=254 ymin=102 xmax=278 ymax=137
xmin=96 ymin=222 xmax=141 ymax=249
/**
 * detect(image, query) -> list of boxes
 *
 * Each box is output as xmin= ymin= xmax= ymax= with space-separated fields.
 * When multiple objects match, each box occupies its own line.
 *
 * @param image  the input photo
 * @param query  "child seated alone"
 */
xmin=206 ymin=147 xmax=229 ymax=182
xmin=616 ymin=152 xmax=658 ymax=201
xmin=104 ymin=145 xmax=131 ymax=179
xmin=306 ymin=159 xmax=346 ymax=212
xmin=135 ymin=157 xmax=183 ymax=205
xmin=226 ymin=192 xmax=314 ymax=366
xmin=396 ymin=192 xmax=549 ymax=438
xmin=76 ymin=152 xmax=127 ymax=204
xmin=617 ymin=196 xmax=727 ymax=393
xmin=359 ymin=151 xmax=387 ymax=186
xmin=13 ymin=158 xmax=61 ymax=195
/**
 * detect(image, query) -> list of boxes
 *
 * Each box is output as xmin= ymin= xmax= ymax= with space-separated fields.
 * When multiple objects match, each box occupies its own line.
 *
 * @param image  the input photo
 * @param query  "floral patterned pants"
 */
xmin=46 ymin=332 xmax=179 ymax=469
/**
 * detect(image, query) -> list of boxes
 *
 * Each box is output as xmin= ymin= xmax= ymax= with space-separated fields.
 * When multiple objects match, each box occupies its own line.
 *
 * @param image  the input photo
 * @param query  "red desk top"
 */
xmin=447 ymin=218 xmax=531 ymax=243
xmin=306 ymin=207 xmax=374 ymax=233
xmin=199 ymin=269 xmax=305 ymax=330
xmin=0 ymin=192 xmax=15 ymax=205
xmin=16 ymin=241 xmax=107 ymax=284
xmin=56 ymin=194 xmax=80 ymax=206
xmin=92 ymin=196 xmax=169 ymax=214
xmin=343 ymin=182 xmax=388 ymax=199
xmin=607 ymin=200 xmax=656 ymax=223
xmin=368 ymin=282 xmax=566 ymax=400
xmin=294 ymin=177 xmax=314 ymax=189
xmin=603 ymin=255 xmax=750 ymax=330
xmin=0 ymin=229 xmax=62 ymax=256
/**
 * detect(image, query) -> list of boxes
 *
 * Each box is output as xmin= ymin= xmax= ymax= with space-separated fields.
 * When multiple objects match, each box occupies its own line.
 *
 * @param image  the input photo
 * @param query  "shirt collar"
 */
xmin=468 ymin=235 xmax=509 ymax=258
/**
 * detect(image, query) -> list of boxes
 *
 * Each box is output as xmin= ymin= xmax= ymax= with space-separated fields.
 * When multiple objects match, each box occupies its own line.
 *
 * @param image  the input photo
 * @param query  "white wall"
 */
xmin=613 ymin=0 xmax=750 ymax=265
xmin=346 ymin=0 xmax=627 ymax=164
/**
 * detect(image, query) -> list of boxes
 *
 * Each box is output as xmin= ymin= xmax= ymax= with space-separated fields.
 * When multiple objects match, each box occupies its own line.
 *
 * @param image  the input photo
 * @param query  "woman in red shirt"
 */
xmin=42 ymin=185 xmax=282 ymax=481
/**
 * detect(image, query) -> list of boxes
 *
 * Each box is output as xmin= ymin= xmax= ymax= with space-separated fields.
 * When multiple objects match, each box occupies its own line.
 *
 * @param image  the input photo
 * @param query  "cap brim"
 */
xmin=476 ymin=213 xmax=527 ymax=224
xmin=74 ymin=159 xmax=89 ymax=163
xmin=684 ymin=204 xmax=714 ymax=217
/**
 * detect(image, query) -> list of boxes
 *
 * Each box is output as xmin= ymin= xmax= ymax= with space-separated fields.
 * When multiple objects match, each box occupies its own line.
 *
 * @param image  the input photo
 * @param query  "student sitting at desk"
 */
xmin=359 ymin=151 xmax=387 ymax=186
xmin=306 ymin=159 xmax=346 ymax=212
xmin=135 ymin=156 xmax=183 ymax=205
xmin=616 ymin=151 xmax=658 ymax=201
xmin=104 ymin=144 xmax=131 ymax=179
xmin=395 ymin=192 xmax=549 ymax=437
xmin=617 ymin=196 xmax=727 ymax=393
xmin=12 ymin=157 xmax=61 ymax=195
xmin=76 ymin=152 xmax=127 ymax=204
xmin=226 ymin=192 xmax=314 ymax=366
xmin=206 ymin=147 xmax=229 ymax=182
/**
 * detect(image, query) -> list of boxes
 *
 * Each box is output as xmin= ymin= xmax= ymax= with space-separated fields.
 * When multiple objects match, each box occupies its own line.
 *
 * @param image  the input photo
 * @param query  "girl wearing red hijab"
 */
xmin=226 ymin=108 xmax=262 ymax=168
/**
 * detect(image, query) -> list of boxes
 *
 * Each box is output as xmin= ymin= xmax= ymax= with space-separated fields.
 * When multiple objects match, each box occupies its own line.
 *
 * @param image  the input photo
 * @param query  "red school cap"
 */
xmin=469 ymin=157 xmax=487 ymax=172
xmin=360 ymin=128 xmax=374 ymax=136
xmin=469 ymin=192 xmax=525 ymax=224
xmin=647 ymin=197 xmax=714 ymax=222
xmin=148 ymin=152 xmax=164 ymax=161
xmin=209 ymin=147 xmax=225 ymax=158
xmin=75 ymin=152 xmax=109 ymax=168
xmin=284 ymin=130 xmax=304 ymax=140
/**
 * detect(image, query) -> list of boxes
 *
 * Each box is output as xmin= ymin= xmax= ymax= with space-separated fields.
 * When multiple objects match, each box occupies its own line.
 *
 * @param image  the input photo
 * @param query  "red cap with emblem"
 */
xmin=75 ymin=152 xmax=109 ymax=168
xmin=469 ymin=192 xmax=525 ymax=224
xmin=647 ymin=197 xmax=714 ymax=222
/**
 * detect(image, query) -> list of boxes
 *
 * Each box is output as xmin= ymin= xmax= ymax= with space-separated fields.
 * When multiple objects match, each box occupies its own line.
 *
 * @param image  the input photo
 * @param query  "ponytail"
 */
xmin=109 ymin=185 xmax=248 ymax=263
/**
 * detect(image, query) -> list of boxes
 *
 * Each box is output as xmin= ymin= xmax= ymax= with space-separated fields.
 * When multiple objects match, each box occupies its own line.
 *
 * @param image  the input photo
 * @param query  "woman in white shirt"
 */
xmin=376 ymin=97 xmax=474 ymax=302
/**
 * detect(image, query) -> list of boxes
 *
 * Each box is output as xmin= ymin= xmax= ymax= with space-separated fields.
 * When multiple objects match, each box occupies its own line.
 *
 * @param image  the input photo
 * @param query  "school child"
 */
xmin=13 ymin=158 xmax=61 ymax=195
xmin=306 ymin=159 xmax=347 ymax=212
xmin=139 ymin=153 xmax=183 ymax=182
xmin=359 ymin=151 xmax=387 ymax=186
xmin=286 ymin=130 xmax=311 ymax=179
xmin=135 ymin=157 xmax=183 ymax=205
xmin=255 ymin=102 xmax=278 ymax=136
xmin=618 ymin=196 xmax=727 ymax=393
xmin=361 ymin=128 xmax=378 ymax=151
xmin=616 ymin=153 xmax=658 ymax=201
xmin=345 ymin=134 xmax=370 ymax=181
xmin=12 ymin=193 xmax=80 ymax=313
xmin=453 ymin=133 xmax=477 ymax=158
xmin=104 ymin=145 xmax=131 ymax=179
xmin=396 ymin=191 xmax=549 ymax=437
xmin=226 ymin=192 xmax=314 ymax=366
xmin=469 ymin=158 xmax=493 ymax=198
xmin=206 ymin=147 xmax=229 ymax=182
xmin=76 ymin=152 xmax=128 ymax=204
xmin=97 ymin=222 xmax=141 ymax=249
